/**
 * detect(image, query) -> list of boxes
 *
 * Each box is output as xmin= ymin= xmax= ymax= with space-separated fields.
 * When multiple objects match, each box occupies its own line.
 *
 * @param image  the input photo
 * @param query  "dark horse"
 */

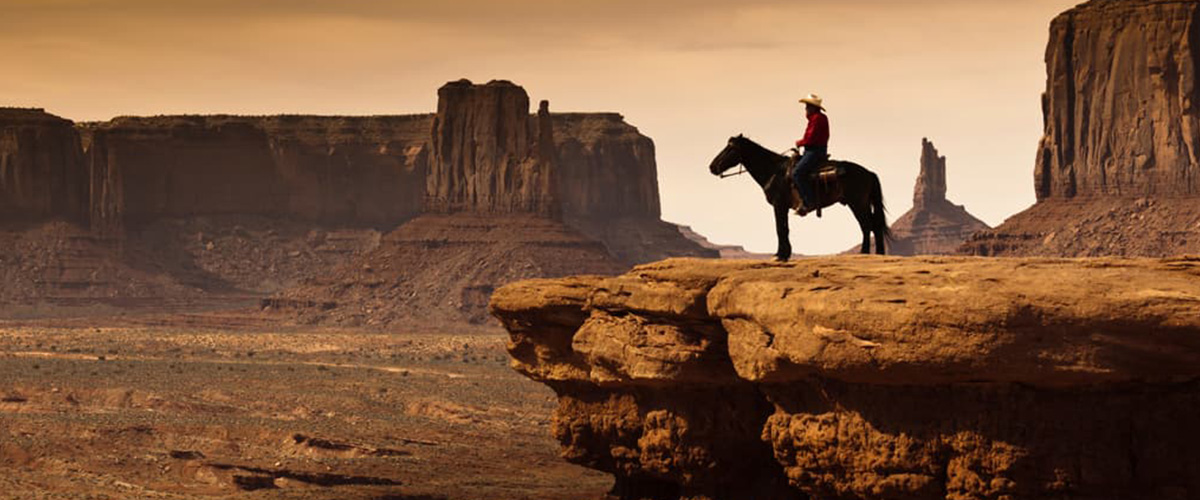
xmin=709 ymin=135 xmax=890 ymax=260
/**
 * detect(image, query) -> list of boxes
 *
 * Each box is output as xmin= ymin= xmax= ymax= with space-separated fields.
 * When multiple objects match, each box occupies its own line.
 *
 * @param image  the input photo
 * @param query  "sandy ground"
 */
xmin=0 ymin=312 xmax=611 ymax=499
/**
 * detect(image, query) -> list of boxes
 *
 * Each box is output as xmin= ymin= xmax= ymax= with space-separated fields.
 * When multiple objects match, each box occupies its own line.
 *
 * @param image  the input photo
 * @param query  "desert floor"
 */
xmin=0 ymin=309 xmax=610 ymax=499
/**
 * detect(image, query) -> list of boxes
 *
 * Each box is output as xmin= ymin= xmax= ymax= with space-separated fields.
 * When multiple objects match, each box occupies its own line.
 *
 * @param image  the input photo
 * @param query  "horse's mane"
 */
xmin=733 ymin=135 xmax=783 ymax=162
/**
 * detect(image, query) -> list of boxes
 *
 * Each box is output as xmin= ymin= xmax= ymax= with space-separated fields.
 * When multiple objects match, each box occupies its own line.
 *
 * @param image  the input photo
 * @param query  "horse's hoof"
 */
xmin=772 ymin=256 xmax=789 ymax=263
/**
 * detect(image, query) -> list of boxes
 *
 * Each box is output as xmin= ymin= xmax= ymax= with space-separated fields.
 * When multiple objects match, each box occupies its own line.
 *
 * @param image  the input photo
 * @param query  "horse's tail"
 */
xmin=869 ymin=172 xmax=892 ymax=244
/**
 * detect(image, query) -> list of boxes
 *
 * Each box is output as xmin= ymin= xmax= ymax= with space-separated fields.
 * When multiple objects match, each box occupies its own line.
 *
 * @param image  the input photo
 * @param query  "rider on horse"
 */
xmin=792 ymin=93 xmax=829 ymax=213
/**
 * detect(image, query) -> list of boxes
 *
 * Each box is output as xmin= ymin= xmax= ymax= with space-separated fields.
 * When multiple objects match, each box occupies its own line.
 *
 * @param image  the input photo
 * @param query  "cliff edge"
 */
xmin=492 ymin=257 xmax=1200 ymax=499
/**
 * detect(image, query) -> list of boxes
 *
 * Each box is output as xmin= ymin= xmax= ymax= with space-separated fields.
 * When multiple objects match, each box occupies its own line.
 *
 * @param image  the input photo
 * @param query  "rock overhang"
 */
xmin=491 ymin=256 xmax=1200 ymax=499
xmin=492 ymin=256 xmax=1200 ymax=388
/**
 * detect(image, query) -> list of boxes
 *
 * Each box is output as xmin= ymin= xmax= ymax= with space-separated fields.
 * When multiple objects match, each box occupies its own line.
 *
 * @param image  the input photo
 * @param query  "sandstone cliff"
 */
xmin=1036 ymin=0 xmax=1200 ymax=200
xmin=426 ymin=80 xmax=557 ymax=215
xmin=264 ymin=82 xmax=711 ymax=325
xmin=492 ymin=257 xmax=1200 ymax=499
xmin=80 ymin=80 xmax=708 ymax=266
xmin=885 ymin=139 xmax=989 ymax=255
xmin=2 ymin=80 xmax=714 ymax=317
xmin=968 ymin=0 xmax=1200 ymax=257
xmin=553 ymin=111 xmax=715 ymax=264
xmin=85 ymin=114 xmax=431 ymax=230
xmin=0 ymin=108 xmax=86 ymax=225
xmin=554 ymin=113 xmax=660 ymax=220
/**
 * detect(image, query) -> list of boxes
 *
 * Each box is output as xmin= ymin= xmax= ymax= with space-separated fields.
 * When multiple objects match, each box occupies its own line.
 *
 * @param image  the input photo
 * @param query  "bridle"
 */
xmin=716 ymin=142 xmax=749 ymax=179
xmin=715 ymin=142 xmax=796 ymax=179
xmin=719 ymin=165 xmax=747 ymax=179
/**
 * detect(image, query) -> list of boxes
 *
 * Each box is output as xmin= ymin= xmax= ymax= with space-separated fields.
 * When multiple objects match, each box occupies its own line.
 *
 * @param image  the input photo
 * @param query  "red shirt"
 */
xmin=795 ymin=111 xmax=830 ymax=148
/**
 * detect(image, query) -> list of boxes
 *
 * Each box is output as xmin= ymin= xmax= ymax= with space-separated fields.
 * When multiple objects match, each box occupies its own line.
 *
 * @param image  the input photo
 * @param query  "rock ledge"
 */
xmin=492 ymin=256 xmax=1200 ymax=499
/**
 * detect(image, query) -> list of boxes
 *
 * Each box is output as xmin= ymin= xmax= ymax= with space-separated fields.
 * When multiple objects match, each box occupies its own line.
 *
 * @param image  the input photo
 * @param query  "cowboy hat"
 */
xmin=798 ymin=94 xmax=825 ymax=110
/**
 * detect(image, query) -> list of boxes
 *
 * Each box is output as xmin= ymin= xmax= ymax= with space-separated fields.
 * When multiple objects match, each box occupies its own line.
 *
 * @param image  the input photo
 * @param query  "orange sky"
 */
xmin=1 ymin=0 xmax=1081 ymax=254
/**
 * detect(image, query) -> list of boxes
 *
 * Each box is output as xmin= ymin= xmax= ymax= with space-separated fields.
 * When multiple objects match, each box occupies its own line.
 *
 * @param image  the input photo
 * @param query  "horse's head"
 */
xmin=709 ymin=134 xmax=748 ymax=176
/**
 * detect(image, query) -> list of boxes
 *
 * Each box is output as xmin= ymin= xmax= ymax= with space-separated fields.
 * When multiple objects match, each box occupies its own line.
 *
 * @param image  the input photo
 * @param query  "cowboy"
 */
xmin=792 ymin=93 xmax=829 ymax=212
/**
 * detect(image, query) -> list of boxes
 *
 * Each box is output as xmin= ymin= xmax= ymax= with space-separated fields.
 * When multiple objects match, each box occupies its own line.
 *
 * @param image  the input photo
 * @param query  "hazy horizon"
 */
xmin=1 ymin=0 xmax=1081 ymax=254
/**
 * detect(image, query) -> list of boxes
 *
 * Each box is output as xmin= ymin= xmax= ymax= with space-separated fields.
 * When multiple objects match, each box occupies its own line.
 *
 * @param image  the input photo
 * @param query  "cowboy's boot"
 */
xmin=795 ymin=196 xmax=809 ymax=216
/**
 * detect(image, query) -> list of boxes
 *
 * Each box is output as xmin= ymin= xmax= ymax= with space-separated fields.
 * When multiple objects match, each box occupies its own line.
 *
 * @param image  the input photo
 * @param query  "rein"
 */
xmin=719 ymin=166 xmax=747 ymax=178
xmin=718 ymin=147 xmax=792 ymax=179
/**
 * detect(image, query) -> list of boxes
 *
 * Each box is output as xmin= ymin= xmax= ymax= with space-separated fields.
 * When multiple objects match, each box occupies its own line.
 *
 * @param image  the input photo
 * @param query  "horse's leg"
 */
xmin=850 ymin=203 xmax=872 ymax=254
xmin=871 ymin=201 xmax=887 ymax=255
xmin=874 ymin=217 xmax=887 ymax=255
xmin=774 ymin=204 xmax=792 ymax=262
xmin=868 ymin=173 xmax=889 ymax=255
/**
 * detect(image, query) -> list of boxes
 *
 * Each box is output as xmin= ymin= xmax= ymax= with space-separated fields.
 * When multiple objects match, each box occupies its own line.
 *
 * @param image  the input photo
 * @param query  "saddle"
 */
xmin=767 ymin=155 xmax=844 ymax=218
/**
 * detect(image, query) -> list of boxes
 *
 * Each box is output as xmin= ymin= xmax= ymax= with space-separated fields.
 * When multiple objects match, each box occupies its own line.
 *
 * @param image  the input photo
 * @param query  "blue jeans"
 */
xmin=792 ymin=146 xmax=827 ymax=206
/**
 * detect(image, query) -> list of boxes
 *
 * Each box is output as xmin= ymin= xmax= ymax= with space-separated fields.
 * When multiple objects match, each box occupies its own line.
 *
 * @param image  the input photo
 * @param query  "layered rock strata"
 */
xmin=268 ymin=214 xmax=626 ymax=326
xmin=971 ymin=0 xmax=1200 ymax=256
xmin=85 ymin=114 xmax=431 ymax=231
xmin=426 ymin=80 xmax=558 ymax=215
xmin=964 ymin=197 xmax=1200 ymax=257
xmin=491 ymin=257 xmax=1200 ymax=499
xmin=3 ymin=80 xmax=714 ymax=310
xmin=885 ymin=139 xmax=989 ymax=255
xmin=12 ymin=80 xmax=706 ymax=265
xmin=554 ymin=112 xmax=661 ymax=221
xmin=0 ymin=108 xmax=87 ymax=224
xmin=1036 ymin=0 xmax=1200 ymax=199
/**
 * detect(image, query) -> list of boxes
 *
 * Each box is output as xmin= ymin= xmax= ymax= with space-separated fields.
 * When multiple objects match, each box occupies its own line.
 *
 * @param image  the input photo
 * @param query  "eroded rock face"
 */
xmin=554 ymin=112 xmax=660 ymax=220
xmin=0 ymin=108 xmax=87 ymax=225
xmin=491 ymin=257 xmax=1200 ymax=499
xmin=86 ymin=114 xmax=430 ymax=230
xmin=884 ymin=139 xmax=989 ymax=256
xmin=914 ymin=138 xmax=947 ymax=207
xmin=1037 ymin=0 xmax=1200 ymax=200
xmin=552 ymin=111 xmax=716 ymax=264
xmin=968 ymin=0 xmax=1200 ymax=257
xmin=962 ymin=196 xmax=1200 ymax=257
xmin=267 ymin=214 xmax=627 ymax=326
xmin=426 ymin=79 xmax=558 ymax=215
xmin=1 ymin=80 xmax=715 ymax=312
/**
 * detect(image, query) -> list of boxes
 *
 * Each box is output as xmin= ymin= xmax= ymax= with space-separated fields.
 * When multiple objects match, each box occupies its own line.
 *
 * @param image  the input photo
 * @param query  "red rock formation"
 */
xmin=553 ymin=112 xmax=715 ymax=264
xmin=86 ymin=115 xmax=430 ymax=230
xmin=268 ymin=214 xmax=625 ymax=326
xmin=967 ymin=0 xmax=1200 ymax=257
xmin=554 ymin=113 xmax=660 ymax=220
xmin=491 ymin=257 xmax=1200 ymax=499
xmin=962 ymin=196 xmax=1200 ymax=257
xmin=914 ymin=138 xmax=947 ymax=206
xmin=3 ymin=80 xmax=715 ymax=314
xmin=426 ymin=80 xmax=557 ymax=215
xmin=674 ymin=224 xmax=773 ymax=259
xmin=0 ymin=108 xmax=87 ymax=225
xmin=1036 ymin=0 xmax=1200 ymax=200
xmin=885 ymin=139 xmax=989 ymax=255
